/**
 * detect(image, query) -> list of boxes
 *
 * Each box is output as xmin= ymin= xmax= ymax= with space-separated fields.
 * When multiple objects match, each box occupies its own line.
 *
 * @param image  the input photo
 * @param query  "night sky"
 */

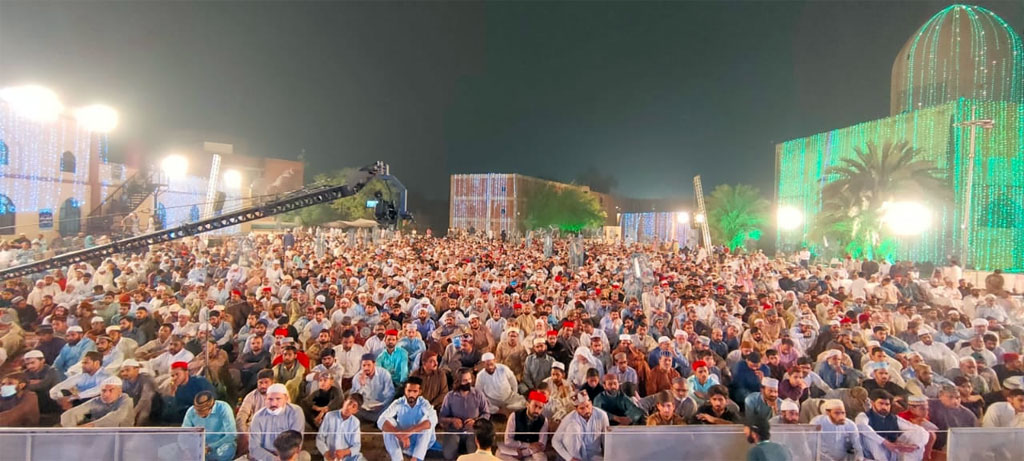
xmin=1 ymin=1 xmax=1021 ymax=201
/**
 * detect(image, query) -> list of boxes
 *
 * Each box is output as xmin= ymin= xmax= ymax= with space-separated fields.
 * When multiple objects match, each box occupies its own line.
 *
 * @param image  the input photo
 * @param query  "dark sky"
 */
xmin=2 ymin=1 xmax=1021 ymax=201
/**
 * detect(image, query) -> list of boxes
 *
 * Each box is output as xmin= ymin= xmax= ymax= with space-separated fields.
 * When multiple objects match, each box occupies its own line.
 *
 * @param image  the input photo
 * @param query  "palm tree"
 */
xmin=706 ymin=184 xmax=769 ymax=251
xmin=811 ymin=141 xmax=948 ymax=259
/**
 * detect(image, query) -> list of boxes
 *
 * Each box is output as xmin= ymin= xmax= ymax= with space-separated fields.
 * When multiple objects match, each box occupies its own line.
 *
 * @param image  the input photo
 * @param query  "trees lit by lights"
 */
xmin=161 ymin=155 xmax=189 ymax=180
xmin=1 ymin=85 xmax=63 ymax=122
xmin=777 ymin=205 xmax=804 ymax=230
xmin=676 ymin=211 xmax=690 ymax=224
xmin=74 ymin=104 xmax=119 ymax=132
xmin=223 ymin=169 xmax=243 ymax=189
xmin=881 ymin=201 xmax=931 ymax=235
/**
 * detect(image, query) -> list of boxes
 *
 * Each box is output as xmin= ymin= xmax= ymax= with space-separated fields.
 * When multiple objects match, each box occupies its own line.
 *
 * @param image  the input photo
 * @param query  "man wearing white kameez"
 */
xmin=809 ymin=399 xmax=864 ymax=461
xmin=316 ymin=394 xmax=366 ymax=461
xmin=910 ymin=329 xmax=959 ymax=374
xmin=378 ymin=376 xmax=437 ymax=461
xmin=553 ymin=391 xmax=610 ymax=461
xmin=854 ymin=390 xmax=928 ymax=461
xmin=476 ymin=353 xmax=527 ymax=414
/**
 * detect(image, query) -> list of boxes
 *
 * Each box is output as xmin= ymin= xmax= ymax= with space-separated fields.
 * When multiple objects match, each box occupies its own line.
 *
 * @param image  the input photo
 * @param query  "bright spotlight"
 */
xmin=694 ymin=213 xmax=705 ymax=224
xmin=1 ymin=85 xmax=63 ymax=122
xmin=74 ymin=104 xmax=119 ymax=132
xmin=223 ymin=169 xmax=243 ymax=189
xmin=161 ymin=154 xmax=189 ymax=179
xmin=777 ymin=205 xmax=804 ymax=231
xmin=676 ymin=211 xmax=690 ymax=224
xmin=882 ymin=201 xmax=931 ymax=236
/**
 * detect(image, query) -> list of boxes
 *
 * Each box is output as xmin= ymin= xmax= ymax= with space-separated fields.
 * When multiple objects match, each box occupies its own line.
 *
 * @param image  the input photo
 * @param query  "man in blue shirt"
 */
xmin=54 ymin=326 xmax=95 ymax=375
xmin=181 ymin=391 xmax=237 ymax=461
xmin=378 ymin=376 xmax=437 ymax=461
xmin=316 ymin=394 xmax=366 ymax=461
xmin=376 ymin=329 xmax=409 ymax=386
xmin=732 ymin=351 xmax=771 ymax=406
xmin=352 ymin=353 xmax=395 ymax=423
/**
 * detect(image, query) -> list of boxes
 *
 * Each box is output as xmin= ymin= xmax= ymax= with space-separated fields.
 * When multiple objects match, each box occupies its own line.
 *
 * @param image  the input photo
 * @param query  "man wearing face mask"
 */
xmin=440 ymin=368 xmax=491 ymax=461
xmin=60 ymin=376 xmax=134 ymax=427
xmin=0 ymin=373 xmax=39 ymax=427
xmin=249 ymin=383 xmax=304 ymax=461
xmin=182 ymin=391 xmax=237 ymax=461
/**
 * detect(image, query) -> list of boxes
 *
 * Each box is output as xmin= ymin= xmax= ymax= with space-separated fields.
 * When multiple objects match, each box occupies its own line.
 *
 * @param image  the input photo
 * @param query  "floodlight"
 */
xmin=1 ymin=85 xmax=63 ymax=122
xmin=777 ymin=205 xmax=804 ymax=231
xmin=881 ymin=201 xmax=931 ymax=236
xmin=161 ymin=154 xmax=189 ymax=179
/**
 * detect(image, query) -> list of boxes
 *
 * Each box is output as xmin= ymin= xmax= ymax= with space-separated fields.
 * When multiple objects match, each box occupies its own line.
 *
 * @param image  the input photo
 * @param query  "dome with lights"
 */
xmin=890 ymin=4 xmax=1023 ymax=115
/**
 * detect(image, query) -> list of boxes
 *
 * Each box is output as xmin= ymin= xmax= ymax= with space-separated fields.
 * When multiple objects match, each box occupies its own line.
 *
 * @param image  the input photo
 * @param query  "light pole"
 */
xmin=954 ymin=106 xmax=994 ymax=268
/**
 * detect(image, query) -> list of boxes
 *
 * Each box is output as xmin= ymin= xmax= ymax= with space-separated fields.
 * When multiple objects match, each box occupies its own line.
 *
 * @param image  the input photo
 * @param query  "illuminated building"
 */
xmin=775 ymin=4 xmax=1023 ymax=271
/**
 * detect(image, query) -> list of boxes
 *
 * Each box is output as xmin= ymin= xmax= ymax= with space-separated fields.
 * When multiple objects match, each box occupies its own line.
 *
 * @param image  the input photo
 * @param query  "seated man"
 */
xmin=744 ymin=377 xmax=780 ymax=423
xmin=854 ymin=389 xmax=929 ymax=461
xmin=928 ymin=384 xmax=978 ymax=450
xmin=22 ymin=349 xmax=61 ymax=415
xmin=316 ymin=393 xmax=365 ymax=461
xmin=351 ymin=353 xmax=395 ymax=423
xmin=378 ymin=376 xmax=438 ymax=461
xmin=376 ymin=329 xmax=410 ymax=387
xmin=769 ymin=398 xmax=801 ymax=425
xmin=60 ymin=376 xmax=134 ymax=427
xmin=690 ymin=384 xmax=740 ymax=425
xmin=50 ymin=351 xmax=110 ymax=409
xmin=0 ymin=373 xmax=40 ymax=427
xmin=498 ymin=391 xmax=550 ymax=461
xmin=162 ymin=361 xmax=215 ymax=424
xmin=249 ymin=384 xmax=305 ymax=461
xmin=440 ymin=368 xmax=491 ymax=461
xmin=809 ymin=399 xmax=864 ymax=460
xmin=553 ymin=391 xmax=610 ymax=461
xmin=118 ymin=359 xmax=159 ymax=425
xmin=302 ymin=372 xmax=344 ymax=429
xmin=476 ymin=352 xmax=526 ymax=415
xmin=181 ymin=391 xmax=237 ymax=461
xmin=272 ymin=429 xmax=307 ymax=461
xmin=646 ymin=390 xmax=685 ymax=426
xmin=593 ymin=373 xmax=645 ymax=426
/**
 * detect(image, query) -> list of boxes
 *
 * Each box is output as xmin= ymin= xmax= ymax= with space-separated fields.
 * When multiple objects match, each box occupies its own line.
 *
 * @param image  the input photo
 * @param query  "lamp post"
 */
xmin=954 ymin=106 xmax=994 ymax=268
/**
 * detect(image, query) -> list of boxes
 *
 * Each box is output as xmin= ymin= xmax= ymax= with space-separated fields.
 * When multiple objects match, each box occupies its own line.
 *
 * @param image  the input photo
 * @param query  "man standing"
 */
xmin=744 ymin=418 xmax=793 ymax=461
xmin=351 ymin=353 xmax=395 ymax=423
xmin=182 ymin=391 xmax=237 ymax=461
xmin=316 ymin=394 xmax=366 ymax=461
xmin=499 ymin=391 xmax=549 ymax=461
xmin=60 ymin=376 xmax=134 ymax=427
xmin=476 ymin=353 xmax=526 ymax=415
xmin=440 ymin=368 xmax=491 ymax=461
xmin=553 ymin=391 xmax=610 ymax=461
xmin=248 ymin=383 xmax=304 ymax=461
xmin=378 ymin=376 xmax=438 ymax=461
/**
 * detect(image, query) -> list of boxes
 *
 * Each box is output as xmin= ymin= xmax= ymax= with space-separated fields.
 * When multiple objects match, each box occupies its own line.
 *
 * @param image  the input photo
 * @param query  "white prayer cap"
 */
xmin=822 ymin=399 xmax=845 ymax=411
xmin=106 ymin=325 xmax=120 ymax=333
xmin=121 ymin=359 xmax=141 ymax=368
xmin=551 ymin=362 xmax=565 ymax=371
xmin=533 ymin=338 xmax=546 ymax=346
xmin=481 ymin=352 xmax=495 ymax=361
xmin=658 ymin=336 xmax=671 ymax=344
xmin=971 ymin=318 xmax=988 ymax=327
xmin=67 ymin=326 xmax=84 ymax=333
xmin=673 ymin=329 xmax=687 ymax=338
xmin=918 ymin=327 xmax=933 ymax=336
xmin=91 ymin=316 xmax=105 ymax=324
xmin=23 ymin=350 xmax=44 ymax=360
xmin=761 ymin=377 xmax=779 ymax=389
xmin=267 ymin=383 xmax=289 ymax=396
xmin=780 ymin=399 xmax=799 ymax=412
xmin=316 ymin=295 xmax=326 ymax=303
xmin=1003 ymin=376 xmax=1024 ymax=391
xmin=907 ymin=395 xmax=928 ymax=405
xmin=198 ymin=323 xmax=212 ymax=332
xmin=102 ymin=376 xmax=123 ymax=388
xmin=868 ymin=362 xmax=888 ymax=374
xmin=619 ymin=334 xmax=632 ymax=343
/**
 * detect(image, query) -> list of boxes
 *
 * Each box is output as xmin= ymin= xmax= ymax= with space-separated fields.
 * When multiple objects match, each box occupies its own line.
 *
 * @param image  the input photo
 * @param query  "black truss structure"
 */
xmin=0 ymin=162 xmax=389 ymax=281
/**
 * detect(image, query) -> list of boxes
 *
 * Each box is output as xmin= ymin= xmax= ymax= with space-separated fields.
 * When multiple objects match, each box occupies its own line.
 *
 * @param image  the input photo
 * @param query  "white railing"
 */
xmin=0 ymin=427 xmax=205 ymax=461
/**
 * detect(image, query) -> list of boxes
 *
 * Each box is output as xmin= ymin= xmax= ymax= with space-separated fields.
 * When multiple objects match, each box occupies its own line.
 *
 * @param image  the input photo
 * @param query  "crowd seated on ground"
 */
xmin=1 ymin=228 xmax=1023 ymax=461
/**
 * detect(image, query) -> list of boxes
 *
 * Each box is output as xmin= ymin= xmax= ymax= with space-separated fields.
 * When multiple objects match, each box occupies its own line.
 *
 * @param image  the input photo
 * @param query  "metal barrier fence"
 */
xmin=0 ymin=427 xmax=205 ymax=461
xmin=605 ymin=424 xmax=820 ymax=461
xmin=947 ymin=427 xmax=1024 ymax=461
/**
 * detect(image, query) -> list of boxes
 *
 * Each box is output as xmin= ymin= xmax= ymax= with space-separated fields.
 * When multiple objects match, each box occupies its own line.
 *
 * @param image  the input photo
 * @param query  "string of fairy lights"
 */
xmin=620 ymin=212 xmax=693 ymax=245
xmin=450 ymin=173 xmax=518 ymax=234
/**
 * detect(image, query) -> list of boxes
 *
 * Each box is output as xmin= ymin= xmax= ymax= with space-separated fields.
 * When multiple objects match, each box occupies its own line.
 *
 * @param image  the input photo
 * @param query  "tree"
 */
xmin=523 ymin=183 xmax=606 ymax=232
xmin=810 ymin=141 xmax=948 ymax=259
xmin=706 ymin=184 xmax=769 ymax=251
xmin=574 ymin=166 xmax=618 ymax=194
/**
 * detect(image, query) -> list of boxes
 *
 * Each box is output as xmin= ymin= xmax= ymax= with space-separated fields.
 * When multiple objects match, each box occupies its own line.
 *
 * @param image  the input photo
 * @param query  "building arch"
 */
xmin=58 ymin=198 xmax=81 ymax=236
xmin=60 ymin=151 xmax=76 ymax=173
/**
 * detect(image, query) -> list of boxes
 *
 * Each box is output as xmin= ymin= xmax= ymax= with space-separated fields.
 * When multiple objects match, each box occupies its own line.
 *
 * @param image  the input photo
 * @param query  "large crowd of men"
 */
xmin=1 ymin=228 xmax=1023 ymax=461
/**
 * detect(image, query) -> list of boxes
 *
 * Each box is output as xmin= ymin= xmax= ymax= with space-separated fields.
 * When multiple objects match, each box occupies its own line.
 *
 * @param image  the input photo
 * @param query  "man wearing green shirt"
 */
xmin=744 ymin=418 xmax=792 ymax=461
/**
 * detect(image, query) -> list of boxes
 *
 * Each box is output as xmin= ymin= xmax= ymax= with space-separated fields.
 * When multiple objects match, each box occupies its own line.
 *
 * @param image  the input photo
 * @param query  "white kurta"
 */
xmin=854 ymin=412 xmax=930 ymax=461
xmin=476 ymin=364 xmax=526 ymax=413
xmin=553 ymin=408 xmax=610 ymax=461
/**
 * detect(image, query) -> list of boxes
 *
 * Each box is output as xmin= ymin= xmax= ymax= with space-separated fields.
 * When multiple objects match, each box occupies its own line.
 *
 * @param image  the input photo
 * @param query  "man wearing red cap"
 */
xmin=162 ymin=360 xmax=215 ymax=423
xmin=376 ymin=329 xmax=409 ymax=387
xmin=498 ymin=391 xmax=549 ymax=461
xmin=993 ymin=353 xmax=1023 ymax=383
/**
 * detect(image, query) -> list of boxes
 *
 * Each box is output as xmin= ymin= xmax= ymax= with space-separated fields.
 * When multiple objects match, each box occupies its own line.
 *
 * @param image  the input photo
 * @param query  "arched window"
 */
xmin=189 ymin=205 xmax=201 ymax=222
xmin=0 ymin=194 xmax=15 ymax=235
xmin=0 ymin=140 xmax=9 ymax=166
xmin=60 ymin=151 xmax=76 ymax=173
xmin=58 ymin=198 xmax=82 ymax=237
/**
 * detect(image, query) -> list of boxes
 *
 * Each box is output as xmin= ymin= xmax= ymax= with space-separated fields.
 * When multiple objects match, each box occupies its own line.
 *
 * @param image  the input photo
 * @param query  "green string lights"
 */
xmin=778 ymin=4 xmax=1023 ymax=272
